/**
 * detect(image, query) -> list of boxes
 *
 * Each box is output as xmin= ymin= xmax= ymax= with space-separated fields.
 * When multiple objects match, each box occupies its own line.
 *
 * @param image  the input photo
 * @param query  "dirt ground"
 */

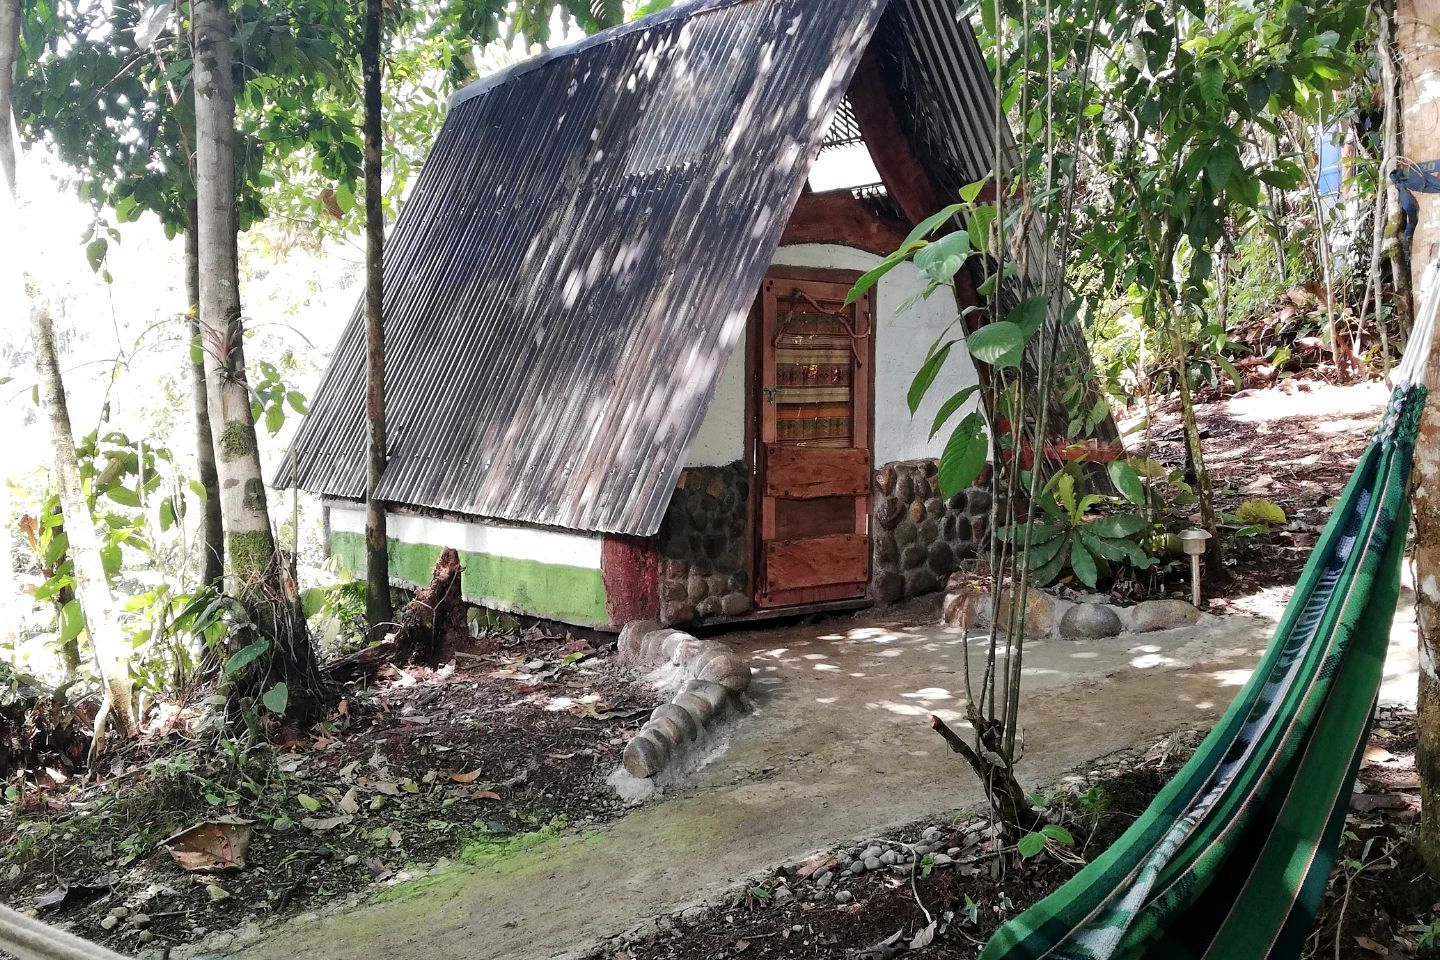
xmin=0 ymin=630 xmax=659 ymax=953
xmin=1122 ymin=378 xmax=1389 ymax=607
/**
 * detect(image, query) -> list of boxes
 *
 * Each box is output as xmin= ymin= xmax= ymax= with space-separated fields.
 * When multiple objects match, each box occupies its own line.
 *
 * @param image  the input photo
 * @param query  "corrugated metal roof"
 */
xmin=278 ymin=0 xmax=1042 ymax=536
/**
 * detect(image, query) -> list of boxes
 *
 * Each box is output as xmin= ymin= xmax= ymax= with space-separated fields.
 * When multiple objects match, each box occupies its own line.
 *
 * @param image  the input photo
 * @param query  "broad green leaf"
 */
xmin=1017 ymin=832 xmax=1046 ymax=858
xmin=908 ymin=342 xmax=954 ymax=415
xmin=58 ymin=599 xmax=84 ymax=643
xmin=159 ymin=497 xmax=177 ymax=532
xmin=1030 ymin=534 xmax=1070 ymax=585
xmin=1056 ymin=472 xmax=1077 ymax=517
xmin=1215 ymin=356 xmax=1242 ymax=388
xmin=967 ymin=204 xmax=997 ymax=254
xmin=1091 ymin=514 xmax=1147 ymax=538
xmin=1024 ymin=531 xmax=1067 ymax=570
xmin=223 ymin=637 xmax=270 ymax=677
xmin=846 ymin=249 xmax=912 ymax=306
xmin=928 ymin=385 xmax=981 ymax=438
xmin=913 ymin=231 xmax=972 ymax=284
xmin=1108 ymin=461 xmax=1146 ymax=506
xmin=85 ymin=237 xmax=108 ymax=273
xmin=938 ymin=413 xmax=987 ymax=498
xmin=297 ymin=793 xmax=323 ymax=812
xmin=42 ymin=531 xmax=69 ymax=568
xmin=106 ymin=486 xmax=141 ymax=508
xmin=901 ymin=203 xmax=964 ymax=247
xmin=1008 ymin=296 xmax=1048 ymax=339
xmin=1078 ymin=528 xmax=1129 ymax=562
xmin=264 ymin=403 xmax=285 ymax=435
xmin=262 ymin=682 xmax=289 ymax=715
xmin=1040 ymin=824 xmax=1074 ymax=845
xmin=1070 ymin=537 xmax=1099 ymax=588
xmin=966 ymin=321 xmax=1025 ymax=368
xmin=958 ymin=178 xmax=989 ymax=203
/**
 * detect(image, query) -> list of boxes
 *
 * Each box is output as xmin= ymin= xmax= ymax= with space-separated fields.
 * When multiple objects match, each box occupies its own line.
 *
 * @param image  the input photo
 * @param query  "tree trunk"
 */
xmin=1400 ymin=0 xmax=1440 ymax=877
xmin=2 ymin=0 xmax=138 ymax=744
xmin=185 ymin=201 xmax=225 ymax=588
xmin=30 ymin=306 xmax=141 ymax=741
xmin=192 ymin=0 xmax=325 ymax=719
xmin=362 ymin=0 xmax=393 ymax=639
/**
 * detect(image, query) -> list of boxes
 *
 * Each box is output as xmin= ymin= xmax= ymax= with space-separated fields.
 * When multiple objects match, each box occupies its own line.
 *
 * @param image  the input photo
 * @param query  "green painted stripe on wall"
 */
xmin=331 ymin=530 xmax=608 ymax=624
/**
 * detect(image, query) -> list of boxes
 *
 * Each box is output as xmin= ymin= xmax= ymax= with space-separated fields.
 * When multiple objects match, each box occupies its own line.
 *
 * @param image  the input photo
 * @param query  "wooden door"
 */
xmin=752 ymin=269 xmax=874 ymax=608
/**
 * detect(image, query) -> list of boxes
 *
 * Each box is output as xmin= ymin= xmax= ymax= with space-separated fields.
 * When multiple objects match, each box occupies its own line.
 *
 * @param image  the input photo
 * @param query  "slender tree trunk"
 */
xmin=185 ymin=202 xmax=225 ymax=588
xmin=362 ymin=0 xmax=393 ymax=638
xmin=1399 ymin=0 xmax=1440 ymax=878
xmin=192 ymin=0 xmax=325 ymax=718
xmin=3 ymin=0 xmax=138 ymax=743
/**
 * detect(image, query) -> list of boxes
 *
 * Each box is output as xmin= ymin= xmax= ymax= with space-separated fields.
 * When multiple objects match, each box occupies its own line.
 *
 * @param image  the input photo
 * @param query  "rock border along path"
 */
xmin=615 ymin=621 xmax=753 ymax=779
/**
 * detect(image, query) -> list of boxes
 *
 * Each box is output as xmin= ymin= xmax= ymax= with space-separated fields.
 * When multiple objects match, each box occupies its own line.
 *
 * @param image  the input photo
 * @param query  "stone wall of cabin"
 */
xmin=656 ymin=462 xmax=752 ymax=626
xmin=870 ymin=459 xmax=990 ymax=604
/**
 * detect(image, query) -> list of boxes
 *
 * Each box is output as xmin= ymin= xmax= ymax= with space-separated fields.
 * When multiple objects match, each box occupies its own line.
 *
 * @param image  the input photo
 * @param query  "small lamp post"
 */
xmin=1178 ymin=528 xmax=1212 ymax=607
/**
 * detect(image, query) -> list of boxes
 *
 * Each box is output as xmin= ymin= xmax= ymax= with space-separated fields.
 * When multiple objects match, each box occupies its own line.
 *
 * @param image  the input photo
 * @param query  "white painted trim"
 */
xmin=326 ymin=502 xmax=603 ymax=569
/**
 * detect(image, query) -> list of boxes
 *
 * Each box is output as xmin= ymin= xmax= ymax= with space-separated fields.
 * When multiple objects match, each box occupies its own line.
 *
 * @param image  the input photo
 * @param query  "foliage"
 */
xmin=1235 ymin=498 xmax=1287 ymax=527
xmin=1000 ymin=465 xmax=1153 ymax=588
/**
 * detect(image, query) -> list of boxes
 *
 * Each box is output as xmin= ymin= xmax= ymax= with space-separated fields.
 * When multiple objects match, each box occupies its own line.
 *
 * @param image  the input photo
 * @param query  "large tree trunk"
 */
xmin=2 ymin=0 xmax=138 ymax=745
xmin=362 ymin=0 xmax=393 ymax=639
xmin=1398 ymin=0 xmax=1440 ymax=876
xmin=192 ymin=0 xmax=326 ymax=720
xmin=185 ymin=201 xmax=225 ymax=589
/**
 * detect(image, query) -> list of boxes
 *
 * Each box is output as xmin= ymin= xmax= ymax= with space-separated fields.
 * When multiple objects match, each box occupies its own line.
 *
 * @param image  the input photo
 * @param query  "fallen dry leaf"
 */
xmin=300 ymin=814 xmax=354 ymax=832
xmin=1355 ymin=935 xmax=1388 ymax=955
xmin=469 ymin=790 xmax=501 ymax=801
xmin=161 ymin=822 xmax=252 ymax=873
xmin=337 ymin=787 xmax=360 ymax=815
xmin=449 ymin=769 xmax=485 ymax=784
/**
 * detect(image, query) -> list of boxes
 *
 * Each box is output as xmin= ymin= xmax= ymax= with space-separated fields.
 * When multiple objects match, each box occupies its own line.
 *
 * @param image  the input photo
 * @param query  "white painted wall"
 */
xmin=683 ymin=243 xmax=984 ymax=468
xmin=328 ymin=502 xmax=603 ymax=569
xmin=686 ymin=328 xmax=747 ymax=465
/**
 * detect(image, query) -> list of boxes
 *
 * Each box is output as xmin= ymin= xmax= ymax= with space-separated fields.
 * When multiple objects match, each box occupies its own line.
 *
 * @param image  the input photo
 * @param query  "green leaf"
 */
xmin=913 ymin=231 xmax=972 ymax=284
xmin=900 ymin=203 xmax=964 ymax=248
xmin=1070 ymin=537 xmax=1099 ymax=588
xmin=262 ymin=682 xmax=289 ymax=715
xmin=1215 ymin=356 xmax=1242 ymax=388
xmin=908 ymin=342 xmax=954 ymax=415
xmin=85 ymin=237 xmax=108 ymax=273
xmin=928 ymin=385 xmax=981 ymax=438
xmin=1091 ymin=514 xmax=1147 ymax=538
xmin=105 ymin=486 xmax=141 ymax=508
xmin=1040 ymin=824 xmax=1074 ymax=845
xmin=1024 ymin=531 xmax=1067 ymax=570
xmin=846 ymin=249 xmax=912 ymax=306
xmin=58 ymin=600 xmax=84 ymax=643
xmin=297 ymin=793 xmax=323 ymax=812
xmin=223 ymin=638 xmax=270 ymax=677
xmin=967 ymin=204 xmax=997 ymax=254
xmin=1008 ymin=296 xmax=1049 ymax=339
xmin=1196 ymin=60 xmax=1224 ymax=104
xmin=1078 ymin=528 xmax=1129 ymax=562
xmin=967 ymin=321 xmax=1025 ymax=368
xmin=1108 ymin=461 xmax=1146 ymax=506
xmin=159 ymin=497 xmax=177 ymax=532
xmin=264 ymin=403 xmax=285 ymax=435
xmin=938 ymin=413 xmax=988 ymax=498
xmin=1030 ymin=535 xmax=1070 ymax=585
xmin=1017 ymin=832 xmax=1046 ymax=858
xmin=958 ymin=178 xmax=989 ymax=203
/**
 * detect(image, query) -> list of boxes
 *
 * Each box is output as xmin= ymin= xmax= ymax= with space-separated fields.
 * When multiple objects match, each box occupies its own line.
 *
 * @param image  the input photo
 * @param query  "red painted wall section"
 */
xmin=602 ymin=535 xmax=660 ymax=627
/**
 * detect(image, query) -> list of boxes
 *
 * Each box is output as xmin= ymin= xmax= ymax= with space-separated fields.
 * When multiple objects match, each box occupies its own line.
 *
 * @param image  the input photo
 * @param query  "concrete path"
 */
xmin=227 ymin=593 xmax=1418 ymax=960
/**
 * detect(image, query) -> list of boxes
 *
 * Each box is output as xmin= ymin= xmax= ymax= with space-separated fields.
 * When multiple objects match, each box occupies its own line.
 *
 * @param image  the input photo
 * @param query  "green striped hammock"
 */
xmin=981 ymin=274 xmax=1437 ymax=960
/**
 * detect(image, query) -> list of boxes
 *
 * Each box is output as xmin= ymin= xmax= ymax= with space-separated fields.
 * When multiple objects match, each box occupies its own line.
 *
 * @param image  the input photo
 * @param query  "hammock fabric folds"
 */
xmin=981 ymin=382 xmax=1425 ymax=960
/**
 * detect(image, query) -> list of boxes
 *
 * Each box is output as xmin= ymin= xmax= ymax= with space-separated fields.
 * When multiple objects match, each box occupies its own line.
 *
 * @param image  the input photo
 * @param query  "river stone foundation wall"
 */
xmin=656 ymin=463 xmax=751 ymax=626
xmin=871 ymin=459 xmax=990 ymax=604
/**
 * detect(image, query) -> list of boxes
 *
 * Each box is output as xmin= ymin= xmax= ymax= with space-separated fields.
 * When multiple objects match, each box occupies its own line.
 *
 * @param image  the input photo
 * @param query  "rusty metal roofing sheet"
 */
xmin=278 ymin=0 xmax=1021 ymax=536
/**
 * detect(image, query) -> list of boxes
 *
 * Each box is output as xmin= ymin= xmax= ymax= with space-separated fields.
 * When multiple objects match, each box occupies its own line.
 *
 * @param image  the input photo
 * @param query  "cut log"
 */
xmin=0 ymin=661 xmax=90 ymax=779
xmin=323 ymin=548 xmax=467 ymax=683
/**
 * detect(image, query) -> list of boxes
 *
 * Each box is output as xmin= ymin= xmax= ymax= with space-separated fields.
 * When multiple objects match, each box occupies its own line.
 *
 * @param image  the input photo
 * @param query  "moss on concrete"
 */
xmin=374 ymin=819 xmax=602 ymax=905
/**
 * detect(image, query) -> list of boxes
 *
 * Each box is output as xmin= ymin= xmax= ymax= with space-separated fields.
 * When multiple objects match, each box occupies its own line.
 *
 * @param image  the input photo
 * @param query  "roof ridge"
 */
xmin=448 ymin=0 xmax=763 ymax=110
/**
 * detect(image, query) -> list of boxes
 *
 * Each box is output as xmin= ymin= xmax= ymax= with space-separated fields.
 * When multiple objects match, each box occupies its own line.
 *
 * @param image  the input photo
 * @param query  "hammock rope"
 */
xmin=982 ymin=262 xmax=1440 ymax=960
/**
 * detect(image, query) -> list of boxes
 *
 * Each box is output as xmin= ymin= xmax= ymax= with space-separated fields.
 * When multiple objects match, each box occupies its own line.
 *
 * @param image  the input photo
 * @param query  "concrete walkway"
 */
xmin=227 ymin=592 xmax=1418 ymax=960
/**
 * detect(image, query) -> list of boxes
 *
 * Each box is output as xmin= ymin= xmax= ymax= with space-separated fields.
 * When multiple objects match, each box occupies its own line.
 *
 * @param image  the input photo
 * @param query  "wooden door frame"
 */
xmin=744 ymin=263 xmax=877 ymax=609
